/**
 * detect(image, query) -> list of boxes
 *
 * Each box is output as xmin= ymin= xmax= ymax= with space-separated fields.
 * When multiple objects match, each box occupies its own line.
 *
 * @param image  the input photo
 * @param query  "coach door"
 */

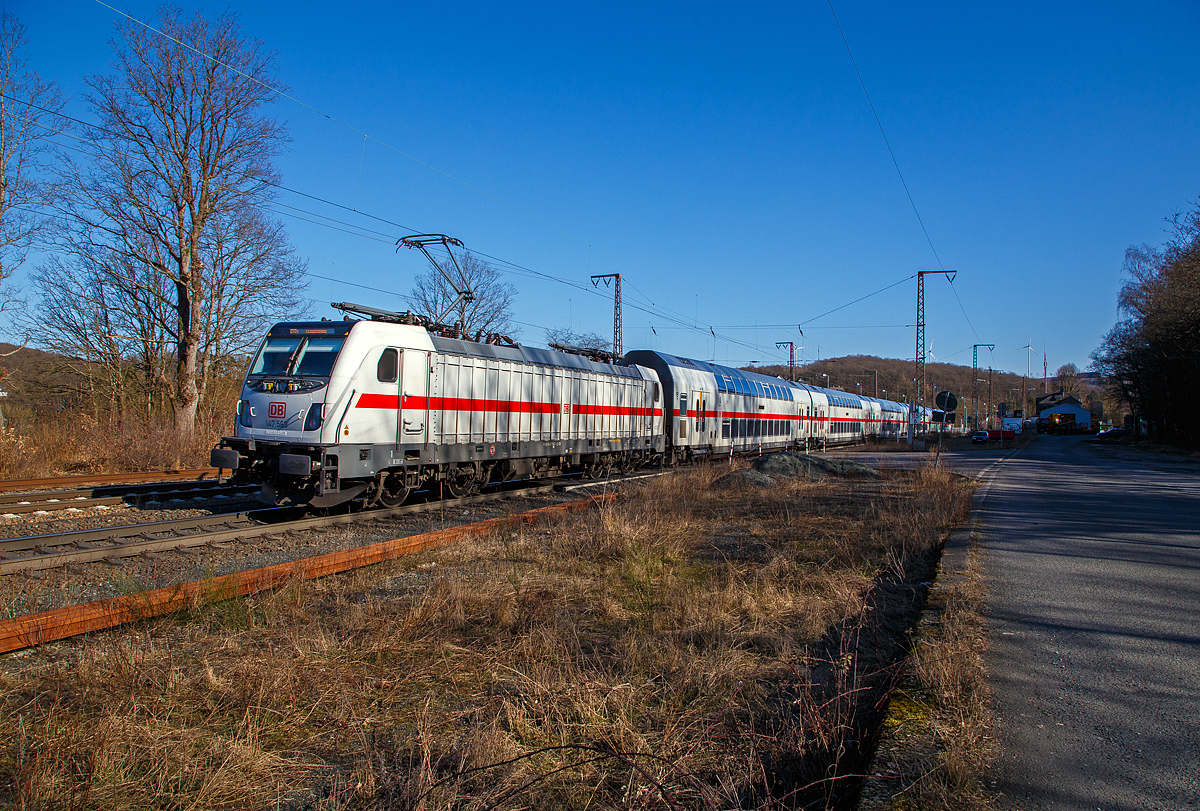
xmin=370 ymin=347 xmax=402 ymax=447
xmin=692 ymin=390 xmax=708 ymax=442
xmin=399 ymin=350 xmax=430 ymax=447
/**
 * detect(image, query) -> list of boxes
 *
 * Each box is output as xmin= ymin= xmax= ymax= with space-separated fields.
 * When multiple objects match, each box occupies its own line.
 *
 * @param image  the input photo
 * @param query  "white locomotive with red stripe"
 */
xmin=212 ymin=304 xmax=926 ymax=507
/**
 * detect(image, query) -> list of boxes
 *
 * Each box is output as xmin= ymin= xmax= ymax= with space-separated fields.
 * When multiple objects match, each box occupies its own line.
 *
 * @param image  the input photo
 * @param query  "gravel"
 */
xmin=0 ymin=487 xmax=573 ymax=620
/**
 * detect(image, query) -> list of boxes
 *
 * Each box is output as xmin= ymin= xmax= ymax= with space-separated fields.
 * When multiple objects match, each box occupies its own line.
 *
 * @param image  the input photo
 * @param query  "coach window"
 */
xmin=377 ymin=348 xmax=398 ymax=383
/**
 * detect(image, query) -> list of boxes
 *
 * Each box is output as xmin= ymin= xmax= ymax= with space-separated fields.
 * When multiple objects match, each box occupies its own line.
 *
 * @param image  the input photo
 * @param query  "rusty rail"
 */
xmin=0 ymin=469 xmax=222 ymax=493
xmin=0 ymin=494 xmax=613 ymax=655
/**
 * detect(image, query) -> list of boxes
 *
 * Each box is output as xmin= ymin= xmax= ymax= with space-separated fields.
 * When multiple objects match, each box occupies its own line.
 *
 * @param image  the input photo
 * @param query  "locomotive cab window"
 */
xmin=250 ymin=336 xmax=345 ymax=377
xmin=377 ymin=348 xmax=398 ymax=383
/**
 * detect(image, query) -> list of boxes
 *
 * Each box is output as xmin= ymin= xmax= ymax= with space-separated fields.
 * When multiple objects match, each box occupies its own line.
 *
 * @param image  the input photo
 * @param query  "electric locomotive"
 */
xmin=211 ymin=303 xmax=665 ymax=508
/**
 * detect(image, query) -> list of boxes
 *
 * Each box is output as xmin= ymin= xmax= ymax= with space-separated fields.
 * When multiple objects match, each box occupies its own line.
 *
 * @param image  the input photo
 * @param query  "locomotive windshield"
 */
xmin=249 ymin=336 xmax=345 ymax=377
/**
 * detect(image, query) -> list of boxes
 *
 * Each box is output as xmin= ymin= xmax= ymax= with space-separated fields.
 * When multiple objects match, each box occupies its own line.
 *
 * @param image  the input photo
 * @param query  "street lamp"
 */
xmin=821 ymin=373 xmax=828 ymax=388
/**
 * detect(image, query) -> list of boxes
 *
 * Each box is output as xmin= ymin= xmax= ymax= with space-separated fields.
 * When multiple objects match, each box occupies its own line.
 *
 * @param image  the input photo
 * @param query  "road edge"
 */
xmin=857 ymin=443 xmax=1022 ymax=809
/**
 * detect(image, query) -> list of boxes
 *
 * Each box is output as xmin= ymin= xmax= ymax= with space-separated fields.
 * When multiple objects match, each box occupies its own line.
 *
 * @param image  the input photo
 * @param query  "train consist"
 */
xmin=211 ymin=304 xmax=930 ymax=508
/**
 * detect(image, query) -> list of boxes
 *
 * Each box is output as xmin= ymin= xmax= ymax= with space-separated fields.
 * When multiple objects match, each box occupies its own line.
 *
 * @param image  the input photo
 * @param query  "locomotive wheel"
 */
xmin=378 ymin=474 xmax=409 ymax=508
xmin=443 ymin=472 xmax=479 ymax=498
xmin=582 ymin=459 xmax=609 ymax=479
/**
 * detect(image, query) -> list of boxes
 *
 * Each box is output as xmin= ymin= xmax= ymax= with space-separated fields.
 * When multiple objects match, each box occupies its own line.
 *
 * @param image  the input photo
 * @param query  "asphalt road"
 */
xmin=980 ymin=434 xmax=1200 ymax=810
xmin=828 ymin=440 xmax=1010 ymax=479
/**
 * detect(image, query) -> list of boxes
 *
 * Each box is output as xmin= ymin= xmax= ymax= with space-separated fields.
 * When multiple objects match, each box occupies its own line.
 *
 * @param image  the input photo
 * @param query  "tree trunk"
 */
xmin=173 ymin=247 xmax=202 ymax=453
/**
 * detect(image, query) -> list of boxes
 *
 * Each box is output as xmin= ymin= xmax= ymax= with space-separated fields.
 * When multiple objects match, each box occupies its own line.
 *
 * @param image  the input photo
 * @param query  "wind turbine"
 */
xmin=1015 ymin=336 xmax=1040 ymax=417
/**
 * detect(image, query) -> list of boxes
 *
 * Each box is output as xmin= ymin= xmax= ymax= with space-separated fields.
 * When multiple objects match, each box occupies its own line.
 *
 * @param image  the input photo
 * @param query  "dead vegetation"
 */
xmin=861 ymin=539 xmax=994 ymax=811
xmin=0 ymin=460 xmax=974 ymax=810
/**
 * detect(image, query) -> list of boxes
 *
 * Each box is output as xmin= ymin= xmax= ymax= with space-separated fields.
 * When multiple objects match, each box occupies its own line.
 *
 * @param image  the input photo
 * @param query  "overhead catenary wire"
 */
xmin=10 ymin=46 xmax=930 ymax=366
xmin=88 ymin=0 xmax=775 ymax=330
xmin=827 ymin=3 xmax=986 ymax=348
xmin=8 ymin=90 xmax=797 ymax=362
xmin=8 ymin=97 xmax=791 ymax=362
xmin=9 ymin=5 xmax=992 ymax=367
xmin=827 ymin=1 xmax=944 ymax=271
xmin=17 ymin=10 xmax=957 ymax=369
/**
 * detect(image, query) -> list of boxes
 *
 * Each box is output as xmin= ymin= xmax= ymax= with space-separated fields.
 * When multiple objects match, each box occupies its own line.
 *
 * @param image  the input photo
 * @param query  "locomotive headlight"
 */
xmin=304 ymin=403 xmax=324 ymax=431
xmin=238 ymin=399 xmax=252 ymax=428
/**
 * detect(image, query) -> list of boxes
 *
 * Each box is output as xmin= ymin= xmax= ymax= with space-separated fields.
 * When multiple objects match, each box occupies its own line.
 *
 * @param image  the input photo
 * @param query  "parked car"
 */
xmin=971 ymin=430 xmax=990 ymax=444
xmin=1095 ymin=427 xmax=1128 ymax=441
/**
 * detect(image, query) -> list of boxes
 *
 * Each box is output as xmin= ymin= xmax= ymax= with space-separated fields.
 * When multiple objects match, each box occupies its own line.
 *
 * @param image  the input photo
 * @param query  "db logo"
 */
xmin=268 ymin=402 xmax=286 ymax=418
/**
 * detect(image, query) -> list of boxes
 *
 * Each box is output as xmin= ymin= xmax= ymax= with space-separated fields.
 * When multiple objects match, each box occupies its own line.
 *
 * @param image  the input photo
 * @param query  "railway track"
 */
xmin=0 ymin=481 xmax=260 ymax=516
xmin=0 ymin=468 xmax=222 ymax=493
xmin=0 ymin=476 xmax=633 ymax=575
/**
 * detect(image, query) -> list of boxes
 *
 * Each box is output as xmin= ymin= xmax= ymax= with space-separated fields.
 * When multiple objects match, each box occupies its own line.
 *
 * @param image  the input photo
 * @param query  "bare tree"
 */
xmin=545 ymin=327 xmax=611 ymax=353
xmin=48 ymin=8 xmax=303 ymax=440
xmin=1092 ymin=198 xmax=1200 ymax=447
xmin=408 ymin=251 xmax=517 ymax=338
xmin=1055 ymin=362 xmax=1080 ymax=395
xmin=0 ymin=12 xmax=64 ymax=287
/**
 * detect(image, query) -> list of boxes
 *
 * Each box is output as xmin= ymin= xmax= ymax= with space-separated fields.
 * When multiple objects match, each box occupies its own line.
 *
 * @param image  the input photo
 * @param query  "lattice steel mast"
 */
xmin=914 ymin=270 xmax=956 ymax=438
xmin=590 ymin=274 xmax=622 ymax=359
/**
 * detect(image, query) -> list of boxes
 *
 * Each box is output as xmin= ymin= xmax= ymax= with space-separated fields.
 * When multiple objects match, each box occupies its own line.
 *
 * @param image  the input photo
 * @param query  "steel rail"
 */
xmin=0 ymin=483 xmax=568 ymax=574
xmin=0 ymin=469 xmax=223 ymax=493
xmin=0 ymin=511 xmax=282 ymax=557
xmin=0 ymin=487 xmax=260 ymax=513
xmin=0 ymin=480 xmax=248 ymax=506
xmin=0 ymin=495 xmax=614 ymax=654
xmin=0 ymin=496 xmax=129 ymax=515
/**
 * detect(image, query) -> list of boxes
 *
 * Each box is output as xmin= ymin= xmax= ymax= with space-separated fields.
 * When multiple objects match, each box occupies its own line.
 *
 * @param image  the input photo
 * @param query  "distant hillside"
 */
xmin=0 ymin=343 xmax=82 ymax=414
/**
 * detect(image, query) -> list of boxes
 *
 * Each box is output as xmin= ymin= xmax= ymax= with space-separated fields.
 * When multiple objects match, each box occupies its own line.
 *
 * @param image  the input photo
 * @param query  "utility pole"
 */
xmin=1017 ymin=335 xmax=1037 ymax=419
xmin=860 ymin=368 xmax=879 ymax=397
xmin=972 ymin=344 xmax=994 ymax=431
xmin=988 ymin=367 xmax=993 ymax=429
xmin=915 ymin=270 xmax=957 ymax=442
xmin=590 ymin=273 xmax=622 ymax=359
xmin=775 ymin=342 xmax=797 ymax=381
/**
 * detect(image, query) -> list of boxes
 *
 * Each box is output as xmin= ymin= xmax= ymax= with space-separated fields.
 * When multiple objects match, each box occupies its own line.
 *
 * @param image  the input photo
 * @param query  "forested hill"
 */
xmin=744 ymin=354 xmax=1059 ymax=413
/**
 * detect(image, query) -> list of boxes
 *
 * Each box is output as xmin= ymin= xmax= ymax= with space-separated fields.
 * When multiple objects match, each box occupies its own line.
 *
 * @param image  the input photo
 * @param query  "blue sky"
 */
xmin=6 ymin=0 xmax=1199 ymax=377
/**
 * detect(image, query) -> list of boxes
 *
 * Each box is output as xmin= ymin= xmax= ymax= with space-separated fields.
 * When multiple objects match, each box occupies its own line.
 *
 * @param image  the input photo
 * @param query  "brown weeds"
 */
xmin=0 ymin=414 xmax=223 ymax=478
xmin=0 ymin=462 xmax=974 ymax=809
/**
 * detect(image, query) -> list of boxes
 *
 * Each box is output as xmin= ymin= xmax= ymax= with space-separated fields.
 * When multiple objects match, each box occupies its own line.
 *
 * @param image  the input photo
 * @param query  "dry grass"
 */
xmin=0 ymin=415 xmax=224 ymax=478
xmin=0 ymin=461 xmax=975 ymax=810
xmin=905 ymin=568 xmax=994 ymax=809
xmin=862 ymin=522 xmax=993 ymax=811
